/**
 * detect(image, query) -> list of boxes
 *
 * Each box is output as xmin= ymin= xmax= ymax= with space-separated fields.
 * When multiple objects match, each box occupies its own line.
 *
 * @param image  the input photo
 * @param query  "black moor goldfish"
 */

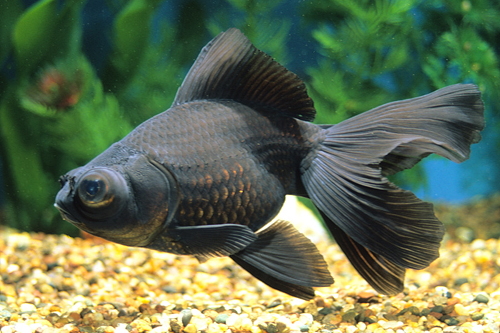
xmin=55 ymin=28 xmax=485 ymax=299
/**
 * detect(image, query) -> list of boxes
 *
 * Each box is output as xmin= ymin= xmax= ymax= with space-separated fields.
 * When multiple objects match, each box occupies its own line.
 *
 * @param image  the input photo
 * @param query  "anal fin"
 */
xmin=230 ymin=220 xmax=333 ymax=300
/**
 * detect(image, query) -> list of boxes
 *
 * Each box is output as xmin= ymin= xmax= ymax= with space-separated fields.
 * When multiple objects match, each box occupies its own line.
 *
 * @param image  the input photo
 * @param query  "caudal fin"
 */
xmin=319 ymin=212 xmax=405 ymax=295
xmin=230 ymin=220 xmax=334 ymax=300
xmin=302 ymin=84 xmax=484 ymax=292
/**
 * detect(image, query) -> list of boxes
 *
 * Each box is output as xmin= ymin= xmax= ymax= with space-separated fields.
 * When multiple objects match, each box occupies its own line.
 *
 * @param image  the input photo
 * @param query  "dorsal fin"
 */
xmin=172 ymin=28 xmax=316 ymax=121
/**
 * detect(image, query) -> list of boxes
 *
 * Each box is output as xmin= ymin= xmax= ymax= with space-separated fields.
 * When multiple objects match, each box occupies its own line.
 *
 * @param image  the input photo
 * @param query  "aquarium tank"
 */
xmin=0 ymin=0 xmax=499 ymax=235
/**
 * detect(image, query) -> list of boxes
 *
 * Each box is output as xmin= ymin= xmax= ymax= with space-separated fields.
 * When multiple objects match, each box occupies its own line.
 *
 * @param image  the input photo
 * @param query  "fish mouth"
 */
xmin=54 ymin=203 xmax=81 ymax=226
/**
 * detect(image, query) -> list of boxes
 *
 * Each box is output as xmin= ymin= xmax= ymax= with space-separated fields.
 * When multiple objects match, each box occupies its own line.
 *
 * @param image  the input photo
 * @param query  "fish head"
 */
xmin=55 ymin=154 xmax=179 ymax=247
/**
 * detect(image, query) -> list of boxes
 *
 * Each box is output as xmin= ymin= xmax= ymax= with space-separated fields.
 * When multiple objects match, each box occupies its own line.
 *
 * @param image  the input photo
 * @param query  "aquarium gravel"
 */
xmin=1 ymin=223 xmax=500 ymax=333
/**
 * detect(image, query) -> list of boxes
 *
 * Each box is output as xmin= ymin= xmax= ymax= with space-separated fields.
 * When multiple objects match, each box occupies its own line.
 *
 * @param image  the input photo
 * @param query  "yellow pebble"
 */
xmin=403 ymin=327 xmax=415 ymax=333
xmin=366 ymin=323 xmax=380 ymax=331
xmin=455 ymin=303 xmax=469 ymax=316
xmin=309 ymin=321 xmax=322 ymax=332
xmin=104 ymin=326 xmax=115 ymax=333
xmin=239 ymin=318 xmax=253 ymax=331
xmin=184 ymin=323 xmax=197 ymax=333
xmin=9 ymin=313 xmax=20 ymax=322
xmin=131 ymin=319 xmax=153 ymax=332
xmin=207 ymin=323 xmax=221 ymax=333
xmin=137 ymin=296 xmax=150 ymax=304
xmin=37 ymin=320 xmax=53 ymax=328
xmin=150 ymin=313 xmax=162 ymax=324
xmin=250 ymin=325 xmax=262 ymax=333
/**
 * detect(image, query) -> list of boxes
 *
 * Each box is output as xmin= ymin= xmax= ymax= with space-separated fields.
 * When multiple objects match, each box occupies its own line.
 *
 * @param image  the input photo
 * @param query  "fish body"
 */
xmin=55 ymin=28 xmax=485 ymax=299
xmin=123 ymin=100 xmax=314 ymax=231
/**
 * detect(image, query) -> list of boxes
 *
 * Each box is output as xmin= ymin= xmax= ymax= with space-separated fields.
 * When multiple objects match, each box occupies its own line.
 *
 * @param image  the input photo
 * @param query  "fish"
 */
xmin=55 ymin=28 xmax=485 ymax=300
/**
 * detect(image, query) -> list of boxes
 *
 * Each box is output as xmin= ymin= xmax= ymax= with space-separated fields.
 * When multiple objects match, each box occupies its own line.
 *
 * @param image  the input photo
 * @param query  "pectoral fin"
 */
xmin=230 ymin=220 xmax=334 ymax=300
xmin=169 ymin=224 xmax=257 ymax=260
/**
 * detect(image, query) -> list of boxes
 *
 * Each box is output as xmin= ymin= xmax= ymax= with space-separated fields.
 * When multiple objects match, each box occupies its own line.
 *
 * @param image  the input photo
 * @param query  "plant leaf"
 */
xmin=0 ymin=0 xmax=23 ymax=67
xmin=12 ymin=0 xmax=58 ymax=74
xmin=111 ymin=0 xmax=160 ymax=76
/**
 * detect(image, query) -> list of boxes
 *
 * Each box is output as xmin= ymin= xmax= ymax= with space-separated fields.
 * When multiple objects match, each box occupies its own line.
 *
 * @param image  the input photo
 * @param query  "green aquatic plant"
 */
xmin=117 ymin=20 xmax=204 ymax=126
xmin=0 ymin=0 xmax=150 ymax=233
xmin=101 ymin=0 xmax=163 ymax=92
xmin=2 ymin=55 xmax=131 ymax=234
xmin=207 ymin=0 xmax=291 ymax=64
xmin=1 ymin=0 xmax=88 ymax=234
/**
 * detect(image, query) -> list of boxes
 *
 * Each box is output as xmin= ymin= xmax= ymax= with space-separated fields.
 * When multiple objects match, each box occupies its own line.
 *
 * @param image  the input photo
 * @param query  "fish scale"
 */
xmin=55 ymin=28 xmax=484 ymax=299
xmin=122 ymin=99 xmax=311 ymax=230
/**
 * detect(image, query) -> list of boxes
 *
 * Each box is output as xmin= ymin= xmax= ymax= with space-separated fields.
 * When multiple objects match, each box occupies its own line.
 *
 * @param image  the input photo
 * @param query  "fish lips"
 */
xmin=54 ymin=201 xmax=80 ymax=225
xmin=55 ymin=167 xmax=87 ymax=227
xmin=55 ymin=184 xmax=98 ymax=237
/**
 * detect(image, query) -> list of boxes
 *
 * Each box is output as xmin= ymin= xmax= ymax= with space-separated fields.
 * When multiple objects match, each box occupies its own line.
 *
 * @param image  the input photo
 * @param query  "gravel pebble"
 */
xmin=2 ymin=225 xmax=500 ymax=333
xmin=214 ymin=313 xmax=228 ymax=324
xmin=473 ymin=293 xmax=490 ymax=304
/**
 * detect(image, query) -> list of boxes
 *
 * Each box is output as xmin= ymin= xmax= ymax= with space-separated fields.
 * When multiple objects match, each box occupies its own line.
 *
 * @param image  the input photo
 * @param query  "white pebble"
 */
xmin=379 ymin=321 xmax=403 ymax=330
xmin=435 ymin=286 xmax=449 ymax=296
xmin=487 ymin=322 xmax=500 ymax=332
xmin=225 ymin=313 xmax=240 ymax=327
xmin=119 ymin=266 xmax=131 ymax=273
xmin=418 ymin=272 xmax=432 ymax=283
xmin=192 ymin=316 xmax=209 ymax=331
xmin=29 ymin=323 xmax=44 ymax=332
xmin=157 ymin=313 xmax=170 ymax=327
xmin=6 ymin=264 xmax=19 ymax=274
xmin=115 ymin=323 xmax=130 ymax=333
xmin=19 ymin=303 xmax=37 ymax=313
xmin=356 ymin=322 xmax=366 ymax=330
xmin=92 ymin=260 xmax=106 ymax=273
xmin=277 ymin=316 xmax=293 ymax=327
xmin=237 ymin=317 xmax=253 ymax=331
xmin=483 ymin=311 xmax=500 ymax=322
xmin=298 ymin=313 xmax=313 ymax=326
xmin=160 ymin=301 xmax=172 ymax=307
xmin=191 ymin=309 xmax=202 ymax=316
xmin=345 ymin=326 xmax=358 ymax=333
xmin=73 ymin=295 xmax=87 ymax=303
xmin=13 ymin=323 xmax=31 ymax=333
xmin=69 ymin=301 xmax=86 ymax=314
xmin=471 ymin=239 xmax=486 ymax=250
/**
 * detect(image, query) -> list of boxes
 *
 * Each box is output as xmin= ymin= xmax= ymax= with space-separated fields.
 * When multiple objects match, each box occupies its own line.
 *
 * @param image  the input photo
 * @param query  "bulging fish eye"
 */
xmin=75 ymin=169 xmax=128 ymax=220
xmin=78 ymin=176 xmax=110 ymax=207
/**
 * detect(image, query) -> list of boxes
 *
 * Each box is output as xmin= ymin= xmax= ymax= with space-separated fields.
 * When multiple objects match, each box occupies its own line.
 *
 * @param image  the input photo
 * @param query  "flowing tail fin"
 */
xmin=302 ymin=84 xmax=484 ymax=294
